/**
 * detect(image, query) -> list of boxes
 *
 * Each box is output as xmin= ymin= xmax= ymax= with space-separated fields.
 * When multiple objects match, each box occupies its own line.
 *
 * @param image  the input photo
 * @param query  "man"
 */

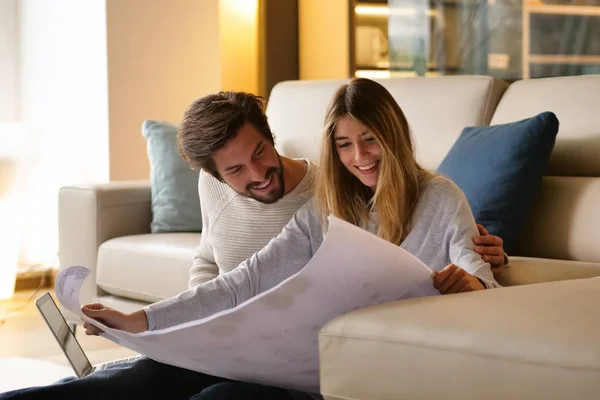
xmin=0 ymin=91 xmax=506 ymax=400
xmin=177 ymin=92 xmax=317 ymax=288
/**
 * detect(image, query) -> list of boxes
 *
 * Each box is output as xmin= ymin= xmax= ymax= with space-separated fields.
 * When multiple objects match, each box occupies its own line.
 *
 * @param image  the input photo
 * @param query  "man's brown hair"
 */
xmin=177 ymin=91 xmax=274 ymax=179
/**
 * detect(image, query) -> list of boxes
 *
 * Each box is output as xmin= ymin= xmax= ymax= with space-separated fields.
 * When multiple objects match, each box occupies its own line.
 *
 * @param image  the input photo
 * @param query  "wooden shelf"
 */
xmin=523 ymin=1 xmax=600 ymax=78
xmin=526 ymin=2 xmax=600 ymax=17
xmin=356 ymin=65 xmax=389 ymax=71
xmin=355 ymin=4 xmax=438 ymax=18
xmin=529 ymin=54 xmax=600 ymax=64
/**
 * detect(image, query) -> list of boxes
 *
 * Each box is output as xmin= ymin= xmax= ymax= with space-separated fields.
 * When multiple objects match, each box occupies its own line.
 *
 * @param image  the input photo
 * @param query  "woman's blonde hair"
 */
xmin=315 ymin=78 xmax=432 ymax=245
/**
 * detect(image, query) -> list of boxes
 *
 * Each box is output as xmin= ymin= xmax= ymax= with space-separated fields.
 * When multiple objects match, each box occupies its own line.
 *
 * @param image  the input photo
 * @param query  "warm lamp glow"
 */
xmin=355 ymin=5 xmax=389 ymax=16
xmin=223 ymin=0 xmax=258 ymax=20
xmin=355 ymin=69 xmax=391 ymax=79
xmin=355 ymin=5 xmax=437 ymax=17
xmin=219 ymin=0 xmax=260 ymax=94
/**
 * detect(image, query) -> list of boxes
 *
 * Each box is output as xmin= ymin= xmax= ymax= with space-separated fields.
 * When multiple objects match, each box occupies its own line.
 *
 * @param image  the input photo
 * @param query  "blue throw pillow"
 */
xmin=436 ymin=112 xmax=559 ymax=254
xmin=142 ymin=120 xmax=202 ymax=233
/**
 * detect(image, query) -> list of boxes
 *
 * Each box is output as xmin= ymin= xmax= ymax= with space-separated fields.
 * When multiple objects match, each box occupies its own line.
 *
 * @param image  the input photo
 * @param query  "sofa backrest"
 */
xmin=490 ymin=75 xmax=600 ymax=263
xmin=266 ymin=76 xmax=507 ymax=170
xmin=266 ymin=74 xmax=600 ymax=265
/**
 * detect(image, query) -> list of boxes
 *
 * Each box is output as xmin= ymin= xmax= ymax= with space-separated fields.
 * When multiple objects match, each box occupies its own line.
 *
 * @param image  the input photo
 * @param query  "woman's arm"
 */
xmin=143 ymin=200 xmax=322 ymax=330
xmin=442 ymin=182 xmax=501 ymax=290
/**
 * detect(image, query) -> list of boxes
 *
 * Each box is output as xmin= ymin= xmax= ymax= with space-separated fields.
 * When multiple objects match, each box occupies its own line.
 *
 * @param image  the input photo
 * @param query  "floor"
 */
xmin=0 ymin=288 xmax=137 ymax=367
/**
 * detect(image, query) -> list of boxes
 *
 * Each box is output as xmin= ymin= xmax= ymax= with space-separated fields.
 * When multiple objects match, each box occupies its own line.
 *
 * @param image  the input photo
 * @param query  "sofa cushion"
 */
xmin=436 ymin=112 xmax=559 ymax=254
xmin=142 ymin=120 xmax=202 ymax=233
xmin=497 ymin=256 xmax=600 ymax=287
xmin=97 ymin=233 xmax=200 ymax=302
xmin=490 ymin=74 xmax=600 ymax=177
xmin=514 ymin=176 xmax=600 ymax=263
xmin=319 ymin=277 xmax=600 ymax=400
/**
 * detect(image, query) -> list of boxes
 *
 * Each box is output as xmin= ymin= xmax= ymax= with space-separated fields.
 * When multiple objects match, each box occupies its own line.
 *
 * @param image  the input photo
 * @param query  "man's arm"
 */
xmin=188 ymin=238 xmax=219 ymax=288
xmin=188 ymin=172 xmax=220 ymax=288
xmin=473 ymin=224 xmax=508 ymax=277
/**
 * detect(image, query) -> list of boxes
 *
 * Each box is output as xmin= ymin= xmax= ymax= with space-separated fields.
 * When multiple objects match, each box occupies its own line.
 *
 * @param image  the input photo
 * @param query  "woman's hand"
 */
xmin=81 ymin=303 xmax=149 ymax=335
xmin=432 ymin=264 xmax=485 ymax=294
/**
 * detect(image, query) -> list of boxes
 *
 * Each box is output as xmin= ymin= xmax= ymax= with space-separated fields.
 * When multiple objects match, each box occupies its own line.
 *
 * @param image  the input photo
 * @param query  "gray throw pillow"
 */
xmin=142 ymin=120 xmax=201 ymax=233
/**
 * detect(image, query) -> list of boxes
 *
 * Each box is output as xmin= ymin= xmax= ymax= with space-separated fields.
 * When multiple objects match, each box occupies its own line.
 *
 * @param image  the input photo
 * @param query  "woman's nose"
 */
xmin=354 ymin=143 xmax=368 ymax=163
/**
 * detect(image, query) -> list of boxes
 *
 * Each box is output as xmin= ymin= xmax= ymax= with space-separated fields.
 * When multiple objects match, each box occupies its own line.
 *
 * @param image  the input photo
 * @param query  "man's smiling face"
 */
xmin=211 ymin=123 xmax=284 ymax=204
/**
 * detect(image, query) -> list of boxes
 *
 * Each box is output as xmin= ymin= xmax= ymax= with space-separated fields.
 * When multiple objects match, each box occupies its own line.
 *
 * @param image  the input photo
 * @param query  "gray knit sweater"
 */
xmin=144 ymin=175 xmax=499 ymax=330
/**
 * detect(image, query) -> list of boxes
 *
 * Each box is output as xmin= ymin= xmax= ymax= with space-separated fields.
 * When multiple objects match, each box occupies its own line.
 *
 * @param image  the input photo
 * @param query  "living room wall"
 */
xmin=299 ymin=0 xmax=351 ymax=80
xmin=106 ymin=0 xmax=221 ymax=181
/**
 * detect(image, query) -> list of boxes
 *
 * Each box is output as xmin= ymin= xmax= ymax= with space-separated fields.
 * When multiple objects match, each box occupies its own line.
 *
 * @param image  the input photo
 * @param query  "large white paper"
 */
xmin=56 ymin=215 xmax=439 ymax=393
xmin=54 ymin=265 xmax=89 ymax=319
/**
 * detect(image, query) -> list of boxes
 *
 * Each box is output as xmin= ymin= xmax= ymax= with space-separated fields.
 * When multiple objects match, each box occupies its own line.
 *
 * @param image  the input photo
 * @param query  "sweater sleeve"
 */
xmin=444 ymin=182 xmax=501 ymax=289
xmin=188 ymin=173 xmax=219 ymax=288
xmin=144 ymin=200 xmax=320 ymax=330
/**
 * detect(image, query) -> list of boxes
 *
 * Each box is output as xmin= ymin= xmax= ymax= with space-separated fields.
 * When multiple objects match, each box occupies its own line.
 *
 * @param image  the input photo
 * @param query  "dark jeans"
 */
xmin=0 ymin=358 xmax=318 ymax=400
xmin=190 ymin=381 xmax=299 ymax=400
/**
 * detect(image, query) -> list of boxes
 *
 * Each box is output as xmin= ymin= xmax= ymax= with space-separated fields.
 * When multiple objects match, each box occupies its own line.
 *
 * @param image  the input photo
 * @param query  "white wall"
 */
xmin=0 ymin=0 xmax=19 ymax=121
xmin=19 ymin=0 xmax=110 ymax=266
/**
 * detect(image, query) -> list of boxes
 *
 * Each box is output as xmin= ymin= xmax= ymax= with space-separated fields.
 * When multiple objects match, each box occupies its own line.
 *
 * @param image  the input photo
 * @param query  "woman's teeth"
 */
xmin=357 ymin=161 xmax=378 ymax=171
xmin=255 ymin=177 xmax=272 ymax=189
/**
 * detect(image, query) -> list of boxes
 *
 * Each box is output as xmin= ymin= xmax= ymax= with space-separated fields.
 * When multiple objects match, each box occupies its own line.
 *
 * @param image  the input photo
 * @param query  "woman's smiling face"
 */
xmin=334 ymin=116 xmax=382 ymax=192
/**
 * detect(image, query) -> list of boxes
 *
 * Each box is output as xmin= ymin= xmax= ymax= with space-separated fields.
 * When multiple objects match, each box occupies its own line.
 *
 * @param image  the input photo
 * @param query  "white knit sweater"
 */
xmin=188 ymin=161 xmax=317 ymax=287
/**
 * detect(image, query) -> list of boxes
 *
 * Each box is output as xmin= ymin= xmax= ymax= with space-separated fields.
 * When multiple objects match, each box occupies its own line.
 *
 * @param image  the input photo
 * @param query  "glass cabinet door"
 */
xmin=383 ymin=0 xmax=600 ymax=80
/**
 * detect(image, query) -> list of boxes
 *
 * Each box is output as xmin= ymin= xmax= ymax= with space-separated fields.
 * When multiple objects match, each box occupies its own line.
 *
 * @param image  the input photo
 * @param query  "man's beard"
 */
xmin=241 ymin=158 xmax=285 ymax=204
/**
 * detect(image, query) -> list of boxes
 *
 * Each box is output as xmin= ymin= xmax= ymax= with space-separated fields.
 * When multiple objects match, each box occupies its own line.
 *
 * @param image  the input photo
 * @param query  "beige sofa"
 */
xmin=58 ymin=75 xmax=600 ymax=398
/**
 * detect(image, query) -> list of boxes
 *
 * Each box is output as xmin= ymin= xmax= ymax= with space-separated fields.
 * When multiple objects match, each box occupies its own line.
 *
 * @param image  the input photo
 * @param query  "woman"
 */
xmin=314 ymin=77 xmax=498 ymax=293
xmin=84 ymin=78 xmax=499 ymax=399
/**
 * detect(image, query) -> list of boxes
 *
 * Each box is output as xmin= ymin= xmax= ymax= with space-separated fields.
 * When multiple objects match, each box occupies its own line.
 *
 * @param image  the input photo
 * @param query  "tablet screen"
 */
xmin=35 ymin=292 xmax=92 ymax=377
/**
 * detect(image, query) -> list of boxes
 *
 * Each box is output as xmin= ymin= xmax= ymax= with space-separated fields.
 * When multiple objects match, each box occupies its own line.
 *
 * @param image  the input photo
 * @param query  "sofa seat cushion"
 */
xmin=319 ymin=277 xmax=600 ymax=400
xmin=97 ymin=233 xmax=201 ymax=303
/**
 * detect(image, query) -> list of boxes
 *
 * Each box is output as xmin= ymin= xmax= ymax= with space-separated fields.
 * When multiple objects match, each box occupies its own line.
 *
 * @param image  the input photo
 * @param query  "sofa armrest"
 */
xmin=58 ymin=180 xmax=151 ymax=321
xmin=319 ymin=277 xmax=600 ymax=400
xmin=497 ymin=256 xmax=600 ymax=287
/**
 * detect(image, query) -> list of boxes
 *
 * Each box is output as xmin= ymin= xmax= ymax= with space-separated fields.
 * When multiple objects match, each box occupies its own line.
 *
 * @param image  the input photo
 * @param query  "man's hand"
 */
xmin=81 ymin=303 xmax=149 ymax=336
xmin=473 ymin=224 xmax=506 ymax=277
xmin=432 ymin=264 xmax=485 ymax=294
